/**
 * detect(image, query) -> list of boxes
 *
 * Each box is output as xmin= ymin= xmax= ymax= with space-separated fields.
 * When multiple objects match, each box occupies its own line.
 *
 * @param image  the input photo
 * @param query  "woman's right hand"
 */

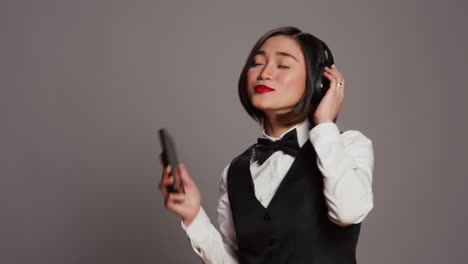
xmin=158 ymin=152 xmax=201 ymax=227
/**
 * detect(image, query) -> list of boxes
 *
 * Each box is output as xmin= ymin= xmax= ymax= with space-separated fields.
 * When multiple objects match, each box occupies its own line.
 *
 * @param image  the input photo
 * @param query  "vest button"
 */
xmin=264 ymin=212 xmax=272 ymax=221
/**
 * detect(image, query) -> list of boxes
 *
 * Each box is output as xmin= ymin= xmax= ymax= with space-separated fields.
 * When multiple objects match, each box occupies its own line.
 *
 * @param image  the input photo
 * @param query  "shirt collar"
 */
xmin=261 ymin=118 xmax=312 ymax=148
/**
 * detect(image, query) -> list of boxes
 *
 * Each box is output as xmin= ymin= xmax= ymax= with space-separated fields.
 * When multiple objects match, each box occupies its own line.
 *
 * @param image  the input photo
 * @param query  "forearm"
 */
xmin=310 ymin=122 xmax=374 ymax=226
xmin=181 ymin=206 xmax=238 ymax=264
xmin=320 ymin=147 xmax=373 ymax=225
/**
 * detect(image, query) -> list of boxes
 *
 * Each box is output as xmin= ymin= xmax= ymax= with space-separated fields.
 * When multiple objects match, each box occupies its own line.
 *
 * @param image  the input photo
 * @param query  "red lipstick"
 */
xmin=255 ymin=84 xmax=275 ymax=94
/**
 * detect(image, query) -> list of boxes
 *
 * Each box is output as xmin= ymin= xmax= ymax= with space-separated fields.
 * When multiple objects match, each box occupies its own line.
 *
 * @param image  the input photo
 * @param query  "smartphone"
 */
xmin=158 ymin=128 xmax=182 ymax=193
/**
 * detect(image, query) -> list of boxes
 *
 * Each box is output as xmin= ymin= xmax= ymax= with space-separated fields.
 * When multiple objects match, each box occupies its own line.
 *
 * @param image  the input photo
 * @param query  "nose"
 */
xmin=258 ymin=63 xmax=274 ymax=80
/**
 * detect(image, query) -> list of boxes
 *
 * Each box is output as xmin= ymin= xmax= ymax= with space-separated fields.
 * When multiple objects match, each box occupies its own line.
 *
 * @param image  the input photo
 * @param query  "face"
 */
xmin=247 ymin=35 xmax=307 ymax=116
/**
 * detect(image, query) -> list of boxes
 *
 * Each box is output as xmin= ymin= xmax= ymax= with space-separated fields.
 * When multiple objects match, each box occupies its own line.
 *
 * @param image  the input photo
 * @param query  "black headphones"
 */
xmin=311 ymin=40 xmax=334 ymax=109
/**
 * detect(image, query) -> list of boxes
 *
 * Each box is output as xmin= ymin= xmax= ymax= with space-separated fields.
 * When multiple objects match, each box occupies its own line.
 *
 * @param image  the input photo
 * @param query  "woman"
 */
xmin=159 ymin=26 xmax=374 ymax=263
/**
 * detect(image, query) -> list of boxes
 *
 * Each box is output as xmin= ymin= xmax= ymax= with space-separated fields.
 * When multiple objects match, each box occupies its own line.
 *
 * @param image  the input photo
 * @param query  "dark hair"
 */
xmin=238 ymin=26 xmax=339 ymax=127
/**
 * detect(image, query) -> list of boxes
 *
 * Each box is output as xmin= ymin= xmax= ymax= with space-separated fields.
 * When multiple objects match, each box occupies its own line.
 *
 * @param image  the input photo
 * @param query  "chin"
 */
xmin=250 ymin=98 xmax=275 ymax=112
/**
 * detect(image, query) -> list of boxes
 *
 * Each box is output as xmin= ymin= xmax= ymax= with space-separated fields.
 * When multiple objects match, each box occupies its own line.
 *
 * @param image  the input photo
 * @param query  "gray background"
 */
xmin=2 ymin=0 xmax=467 ymax=263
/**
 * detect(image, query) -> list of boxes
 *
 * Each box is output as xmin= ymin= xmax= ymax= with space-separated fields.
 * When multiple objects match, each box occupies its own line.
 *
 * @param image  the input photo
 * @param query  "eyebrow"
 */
xmin=254 ymin=50 xmax=298 ymax=62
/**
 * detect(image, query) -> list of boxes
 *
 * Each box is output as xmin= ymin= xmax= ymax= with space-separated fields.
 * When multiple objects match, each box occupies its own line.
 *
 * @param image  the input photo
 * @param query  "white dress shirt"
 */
xmin=180 ymin=120 xmax=374 ymax=264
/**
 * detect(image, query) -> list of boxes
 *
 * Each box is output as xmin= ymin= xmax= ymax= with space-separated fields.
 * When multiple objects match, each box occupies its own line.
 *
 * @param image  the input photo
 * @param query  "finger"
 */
xmin=165 ymin=200 xmax=187 ymax=216
xmin=324 ymin=70 xmax=343 ymax=93
xmin=167 ymin=192 xmax=186 ymax=203
xmin=159 ymin=179 xmax=173 ymax=197
xmin=164 ymin=193 xmax=188 ymax=212
xmin=323 ymin=71 xmax=338 ymax=90
xmin=324 ymin=66 xmax=341 ymax=83
xmin=328 ymin=65 xmax=345 ymax=88
xmin=161 ymin=164 xmax=172 ymax=180
xmin=159 ymin=171 xmax=174 ymax=188
xmin=159 ymin=165 xmax=173 ymax=196
xmin=178 ymin=164 xmax=194 ymax=187
xmin=331 ymin=65 xmax=344 ymax=80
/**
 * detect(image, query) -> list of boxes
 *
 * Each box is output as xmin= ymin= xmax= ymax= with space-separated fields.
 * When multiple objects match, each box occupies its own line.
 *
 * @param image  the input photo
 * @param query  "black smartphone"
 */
xmin=158 ymin=128 xmax=182 ymax=193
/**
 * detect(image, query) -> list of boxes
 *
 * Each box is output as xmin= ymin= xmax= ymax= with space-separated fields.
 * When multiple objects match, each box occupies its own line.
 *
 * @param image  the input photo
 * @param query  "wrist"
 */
xmin=182 ymin=217 xmax=194 ymax=227
xmin=314 ymin=119 xmax=333 ymax=125
xmin=182 ymin=205 xmax=201 ymax=227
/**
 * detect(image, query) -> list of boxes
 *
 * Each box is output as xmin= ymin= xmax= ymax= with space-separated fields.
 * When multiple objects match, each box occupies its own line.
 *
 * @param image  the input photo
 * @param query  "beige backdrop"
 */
xmin=2 ymin=0 xmax=467 ymax=263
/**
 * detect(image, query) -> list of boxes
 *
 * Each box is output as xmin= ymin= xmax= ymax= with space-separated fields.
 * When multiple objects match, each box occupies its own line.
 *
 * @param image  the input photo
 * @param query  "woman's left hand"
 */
xmin=313 ymin=64 xmax=345 ymax=125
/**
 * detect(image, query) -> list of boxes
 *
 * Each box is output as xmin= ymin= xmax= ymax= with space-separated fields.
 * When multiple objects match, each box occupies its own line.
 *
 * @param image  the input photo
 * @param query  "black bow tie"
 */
xmin=254 ymin=129 xmax=300 ymax=166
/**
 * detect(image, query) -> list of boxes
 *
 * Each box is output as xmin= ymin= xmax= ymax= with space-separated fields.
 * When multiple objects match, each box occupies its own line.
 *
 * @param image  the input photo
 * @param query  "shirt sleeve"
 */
xmin=309 ymin=122 xmax=374 ymax=226
xmin=180 ymin=162 xmax=239 ymax=264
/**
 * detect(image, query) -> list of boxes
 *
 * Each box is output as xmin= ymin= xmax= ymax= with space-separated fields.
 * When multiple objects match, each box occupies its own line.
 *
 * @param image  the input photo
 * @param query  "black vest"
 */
xmin=227 ymin=139 xmax=361 ymax=264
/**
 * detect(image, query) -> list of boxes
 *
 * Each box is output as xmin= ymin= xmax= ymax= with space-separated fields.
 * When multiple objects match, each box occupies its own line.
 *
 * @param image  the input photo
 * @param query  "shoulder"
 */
xmin=340 ymin=129 xmax=374 ymax=158
xmin=340 ymin=129 xmax=372 ymax=142
xmin=219 ymin=161 xmax=232 ymax=188
xmin=219 ymin=143 xmax=256 ymax=185
xmin=310 ymin=122 xmax=372 ymax=148
xmin=340 ymin=129 xmax=373 ymax=145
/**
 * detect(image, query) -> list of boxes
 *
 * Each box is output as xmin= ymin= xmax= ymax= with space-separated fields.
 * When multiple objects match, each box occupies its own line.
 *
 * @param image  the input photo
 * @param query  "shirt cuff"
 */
xmin=180 ymin=206 xmax=212 ymax=245
xmin=309 ymin=121 xmax=341 ymax=145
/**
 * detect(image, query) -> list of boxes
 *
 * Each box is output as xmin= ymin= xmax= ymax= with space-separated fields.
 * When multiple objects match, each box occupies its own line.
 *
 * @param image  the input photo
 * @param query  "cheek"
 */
xmin=246 ymin=70 xmax=258 ymax=93
xmin=278 ymin=72 xmax=306 ymax=93
xmin=247 ymin=70 xmax=256 ymax=85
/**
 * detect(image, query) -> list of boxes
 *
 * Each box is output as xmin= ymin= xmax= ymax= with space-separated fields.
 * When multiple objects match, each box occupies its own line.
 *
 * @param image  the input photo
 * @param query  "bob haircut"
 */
xmin=238 ymin=26 xmax=339 ymax=128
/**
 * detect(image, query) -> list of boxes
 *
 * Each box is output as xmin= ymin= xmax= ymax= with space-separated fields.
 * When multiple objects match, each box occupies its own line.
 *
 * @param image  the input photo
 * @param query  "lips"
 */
xmin=255 ymin=84 xmax=275 ymax=93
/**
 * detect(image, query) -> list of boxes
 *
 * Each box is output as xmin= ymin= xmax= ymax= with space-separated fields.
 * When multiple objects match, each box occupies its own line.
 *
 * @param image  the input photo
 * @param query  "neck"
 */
xmin=263 ymin=114 xmax=304 ymax=138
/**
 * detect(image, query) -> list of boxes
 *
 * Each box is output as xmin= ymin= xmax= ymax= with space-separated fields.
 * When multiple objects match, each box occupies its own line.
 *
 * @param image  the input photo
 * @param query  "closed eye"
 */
xmin=250 ymin=63 xmax=290 ymax=69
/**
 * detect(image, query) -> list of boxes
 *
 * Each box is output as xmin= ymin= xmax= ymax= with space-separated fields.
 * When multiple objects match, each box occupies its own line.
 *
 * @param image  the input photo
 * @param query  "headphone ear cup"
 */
xmin=312 ymin=63 xmax=328 ymax=108
xmin=309 ymin=39 xmax=334 ymax=123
